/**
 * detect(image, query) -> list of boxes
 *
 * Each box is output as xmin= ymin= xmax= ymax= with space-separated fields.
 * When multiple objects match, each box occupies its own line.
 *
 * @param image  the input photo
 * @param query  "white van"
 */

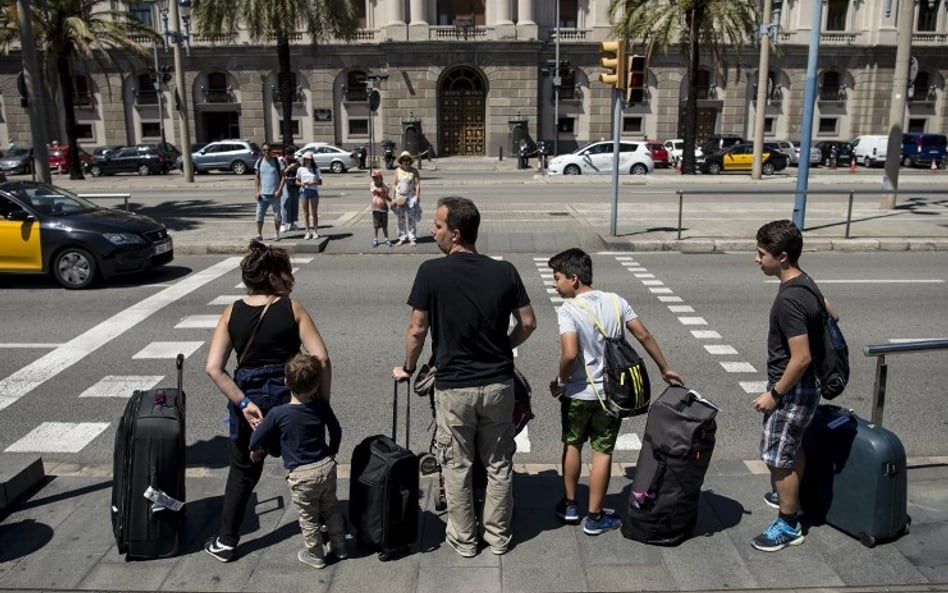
xmin=851 ymin=135 xmax=889 ymax=168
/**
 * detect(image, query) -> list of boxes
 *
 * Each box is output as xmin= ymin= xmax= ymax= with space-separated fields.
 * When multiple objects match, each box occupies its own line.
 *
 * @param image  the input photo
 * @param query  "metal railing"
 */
xmin=672 ymin=188 xmax=948 ymax=241
xmin=864 ymin=339 xmax=948 ymax=425
xmin=80 ymin=193 xmax=131 ymax=213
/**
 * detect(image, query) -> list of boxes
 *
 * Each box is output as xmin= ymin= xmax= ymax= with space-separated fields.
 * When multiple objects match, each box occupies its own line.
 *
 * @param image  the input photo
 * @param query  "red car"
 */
xmin=646 ymin=142 xmax=670 ymax=168
xmin=48 ymin=145 xmax=92 ymax=173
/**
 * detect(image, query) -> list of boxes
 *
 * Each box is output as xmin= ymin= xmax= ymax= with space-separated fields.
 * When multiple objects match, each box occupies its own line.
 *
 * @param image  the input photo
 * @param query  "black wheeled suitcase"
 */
xmin=621 ymin=385 xmax=718 ymax=546
xmin=800 ymin=404 xmax=909 ymax=547
xmin=111 ymin=353 xmax=186 ymax=559
xmin=349 ymin=380 xmax=419 ymax=560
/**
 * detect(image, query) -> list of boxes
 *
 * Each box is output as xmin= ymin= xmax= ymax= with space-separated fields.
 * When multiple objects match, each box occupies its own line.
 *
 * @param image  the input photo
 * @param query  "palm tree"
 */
xmin=192 ymin=0 xmax=358 ymax=149
xmin=608 ymin=0 xmax=759 ymax=174
xmin=2 ymin=0 xmax=158 ymax=179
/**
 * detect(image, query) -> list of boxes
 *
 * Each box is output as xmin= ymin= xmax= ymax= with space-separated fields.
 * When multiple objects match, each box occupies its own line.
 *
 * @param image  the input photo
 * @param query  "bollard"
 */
xmin=932 ymin=159 xmax=938 ymax=173
xmin=849 ymin=158 xmax=857 ymax=173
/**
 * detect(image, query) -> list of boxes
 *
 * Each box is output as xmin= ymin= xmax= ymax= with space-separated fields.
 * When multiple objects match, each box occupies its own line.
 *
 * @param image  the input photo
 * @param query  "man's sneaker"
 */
xmin=385 ymin=239 xmax=393 ymax=247
xmin=583 ymin=511 xmax=622 ymax=536
xmin=290 ymin=223 xmax=301 ymax=231
xmin=555 ymin=499 xmax=581 ymax=524
xmin=280 ymin=224 xmax=289 ymax=233
xmin=763 ymin=491 xmax=780 ymax=509
xmin=252 ymin=235 xmax=263 ymax=242
xmin=751 ymin=517 xmax=804 ymax=552
xmin=330 ymin=542 xmax=348 ymax=560
xmin=446 ymin=538 xmax=477 ymax=558
xmin=298 ymin=548 xmax=326 ymax=569
xmin=204 ymin=537 xmax=235 ymax=562
xmin=372 ymin=239 xmax=380 ymax=248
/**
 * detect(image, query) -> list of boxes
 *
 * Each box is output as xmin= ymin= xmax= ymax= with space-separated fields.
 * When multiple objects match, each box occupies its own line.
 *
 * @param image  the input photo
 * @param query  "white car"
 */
xmin=547 ymin=140 xmax=655 ymax=176
xmin=662 ymin=138 xmax=703 ymax=165
xmin=292 ymin=142 xmax=358 ymax=173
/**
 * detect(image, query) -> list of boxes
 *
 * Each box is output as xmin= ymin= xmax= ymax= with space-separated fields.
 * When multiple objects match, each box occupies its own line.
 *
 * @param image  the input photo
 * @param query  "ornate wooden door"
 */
xmin=439 ymin=68 xmax=486 ymax=156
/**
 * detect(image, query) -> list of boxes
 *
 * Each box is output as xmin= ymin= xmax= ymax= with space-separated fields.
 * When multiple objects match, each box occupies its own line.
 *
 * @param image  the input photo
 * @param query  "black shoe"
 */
xmin=204 ymin=536 xmax=235 ymax=562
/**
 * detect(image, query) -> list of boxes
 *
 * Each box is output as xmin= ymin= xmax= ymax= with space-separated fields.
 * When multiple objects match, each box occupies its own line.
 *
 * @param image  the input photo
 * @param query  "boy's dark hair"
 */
xmin=284 ymin=353 xmax=321 ymax=402
xmin=548 ymin=248 xmax=593 ymax=286
xmin=241 ymin=241 xmax=294 ymax=294
xmin=437 ymin=196 xmax=480 ymax=243
xmin=756 ymin=219 xmax=803 ymax=264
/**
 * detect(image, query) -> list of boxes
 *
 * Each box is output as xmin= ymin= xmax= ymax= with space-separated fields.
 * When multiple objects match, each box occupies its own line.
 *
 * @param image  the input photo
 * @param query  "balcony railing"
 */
xmin=201 ymin=87 xmax=235 ymax=103
xmin=556 ymin=86 xmax=582 ymax=102
xmin=74 ymin=90 xmax=94 ymax=107
xmin=272 ymin=86 xmax=304 ymax=104
xmin=266 ymin=31 xmax=303 ymax=42
xmin=821 ymin=32 xmax=857 ymax=44
xmin=912 ymin=32 xmax=948 ymax=44
xmin=548 ymin=28 xmax=589 ymax=42
xmin=135 ymin=89 xmax=159 ymax=105
xmin=352 ymin=29 xmax=378 ymax=41
xmin=817 ymin=87 xmax=847 ymax=103
xmin=430 ymin=25 xmax=488 ymax=40
xmin=344 ymin=87 xmax=369 ymax=102
xmin=194 ymin=33 xmax=235 ymax=43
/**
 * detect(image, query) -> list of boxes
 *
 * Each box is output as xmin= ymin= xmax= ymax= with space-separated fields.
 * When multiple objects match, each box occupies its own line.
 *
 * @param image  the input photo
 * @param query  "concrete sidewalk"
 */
xmin=1 ymin=456 xmax=946 ymax=593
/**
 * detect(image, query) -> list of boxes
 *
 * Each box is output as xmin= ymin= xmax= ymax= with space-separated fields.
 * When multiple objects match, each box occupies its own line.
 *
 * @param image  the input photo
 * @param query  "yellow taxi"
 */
xmin=699 ymin=143 xmax=789 ymax=175
xmin=0 ymin=181 xmax=173 ymax=289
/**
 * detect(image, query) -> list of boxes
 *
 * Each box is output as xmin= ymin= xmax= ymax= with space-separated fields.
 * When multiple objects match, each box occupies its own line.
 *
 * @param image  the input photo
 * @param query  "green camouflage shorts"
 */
xmin=560 ymin=398 xmax=621 ymax=454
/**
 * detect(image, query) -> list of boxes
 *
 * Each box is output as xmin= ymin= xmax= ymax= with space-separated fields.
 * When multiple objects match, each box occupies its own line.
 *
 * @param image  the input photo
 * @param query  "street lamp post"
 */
xmin=553 ymin=0 xmax=560 ymax=156
xmin=365 ymin=73 xmax=388 ymax=168
xmin=158 ymin=0 xmax=194 ymax=182
xmin=152 ymin=44 xmax=167 ymax=147
xmin=751 ymin=0 xmax=780 ymax=179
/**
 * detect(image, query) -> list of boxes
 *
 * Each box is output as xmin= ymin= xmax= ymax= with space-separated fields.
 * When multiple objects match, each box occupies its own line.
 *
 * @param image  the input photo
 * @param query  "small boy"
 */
xmin=249 ymin=353 xmax=346 ymax=569
xmin=547 ymin=248 xmax=683 ymax=535
xmin=370 ymin=169 xmax=392 ymax=248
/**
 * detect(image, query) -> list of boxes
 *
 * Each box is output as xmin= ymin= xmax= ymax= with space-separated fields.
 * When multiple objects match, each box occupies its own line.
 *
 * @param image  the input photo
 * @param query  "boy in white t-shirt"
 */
xmin=548 ymin=248 xmax=683 ymax=536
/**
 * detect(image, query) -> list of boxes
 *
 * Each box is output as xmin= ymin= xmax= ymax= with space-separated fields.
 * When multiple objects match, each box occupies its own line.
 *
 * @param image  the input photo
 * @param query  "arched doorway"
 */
xmin=439 ymin=67 xmax=486 ymax=156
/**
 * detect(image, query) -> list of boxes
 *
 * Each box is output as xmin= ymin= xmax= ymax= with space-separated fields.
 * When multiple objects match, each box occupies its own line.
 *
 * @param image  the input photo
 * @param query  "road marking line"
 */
xmin=290 ymin=257 xmax=314 ymax=264
xmin=532 ymin=257 xmax=548 ymax=261
xmin=641 ymin=280 xmax=665 ymax=286
xmin=174 ymin=315 xmax=221 ymax=329
xmin=633 ymin=273 xmax=655 ymax=279
xmin=515 ymin=426 xmax=531 ymax=453
xmin=550 ymin=296 xmax=565 ymax=303
xmin=887 ymin=337 xmax=948 ymax=343
xmin=721 ymin=362 xmax=757 ymax=373
xmin=0 ymin=343 xmax=63 ymax=348
xmin=613 ymin=255 xmax=635 ymax=260
xmin=0 ymin=258 xmax=240 ymax=411
xmin=79 ymin=375 xmax=165 ymax=398
xmin=133 ymin=341 xmax=205 ymax=359
xmin=625 ymin=267 xmax=647 ymax=272
xmin=209 ymin=295 xmax=244 ymax=306
xmin=649 ymin=287 xmax=674 ymax=294
xmin=5 ymin=422 xmax=111 ymax=453
xmin=740 ymin=381 xmax=768 ymax=394
xmin=678 ymin=316 xmax=708 ymax=325
xmin=691 ymin=330 xmax=722 ymax=339
xmin=764 ymin=279 xmax=944 ymax=284
xmin=668 ymin=305 xmax=695 ymax=313
xmin=546 ymin=288 xmax=558 ymax=294
xmin=615 ymin=433 xmax=642 ymax=451
xmin=657 ymin=296 xmax=683 ymax=303
xmin=705 ymin=344 xmax=739 ymax=355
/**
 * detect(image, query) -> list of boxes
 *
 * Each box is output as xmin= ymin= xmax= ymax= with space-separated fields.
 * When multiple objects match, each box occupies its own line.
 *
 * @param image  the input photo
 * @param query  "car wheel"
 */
xmin=137 ymin=164 xmax=151 ymax=176
xmin=330 ymin=160 xmax=345 ymax=174
xmin=762 ymin=162 xmax=776 ymax=175
xmin=90 ymin=166 xmax=102 ymax=177
xmin=823 ymin=156 xmax=831 ymax=167
xmin=707 ymin=162 xmax=722 ymax=175
xmin=564 ymin=164 xmax=581 ymax=175
xmin=902 ymin=156 xmax=913 ymax=167
xmin=53 ymin=247 xmax=97 ymax=290
xmin=630 ymin=163 xmax=648 ymax=175
xmin=231 ymin=160 xmax=249 ymax=175
xmin=864 ymin=156 xmax=872 ymax=168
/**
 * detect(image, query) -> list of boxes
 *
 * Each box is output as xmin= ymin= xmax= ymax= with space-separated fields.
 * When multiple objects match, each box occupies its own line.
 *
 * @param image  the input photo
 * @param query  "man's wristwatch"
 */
xmin=770 ymin=386 xmax=783 ymax=400
xmin=402 ymin=365 xmax=416 ymax=375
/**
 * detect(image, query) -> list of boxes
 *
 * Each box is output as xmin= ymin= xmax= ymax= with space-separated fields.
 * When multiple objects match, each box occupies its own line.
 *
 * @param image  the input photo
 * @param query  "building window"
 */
xmin=556 ymin=67 xmax=577 ymax=101
xmin=345 ymin=70 xmax=368 ymax=102
xmin=74 ymin=75 xmax=92 ymax=106
xmin=695 ymin=69 xmax=711 ymax=100
xmin=348 ymin=118 xmax=369 ymax=136
xmin=622 ymin=116 xmax=643 ymax=134
xmin=826 ymin=0 xmax=848 ymax=31
xmin=142 ymin=121 xmax=162 ymax=138
xmin=204 ymin=72 xmax=232 ymax=103
xmin=136 ymin=73 xmax=158 ymax=104
xmin=557 ymin=117 xmax=575 ymax=134
xmin=910 ymin=71 xmax=932 ymax=102
xmin=76 ymin=124 xmax=94 ymax=141
xmin=908 ymin=118 xmax=927 ymax=133
xmin=917 ymin=0 xmax=938 ymax=32
xmin=350 ymin=0 xmax=366 ymax=28
xmin=558 ymin=0 xmax=578 ymax=27
xmin=818 ymin=117 xmax=838 ymax=135
xmin=129 ymin=3 xmax=152 ymax=26
xmin=764 ymin=117 xmax=775 ymax=134
xmin=819 ymin=71 xmax=844 ymax=101
xmin=436 ymin=0 xmax=486 ymax=26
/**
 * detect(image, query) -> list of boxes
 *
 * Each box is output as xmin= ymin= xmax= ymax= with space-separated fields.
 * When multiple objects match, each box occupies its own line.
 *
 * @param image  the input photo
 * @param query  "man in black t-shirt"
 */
xmin=751 ymin=219 xmax=834 ymax=553
xmin=393 ymin=196 xmax=536 ymax=558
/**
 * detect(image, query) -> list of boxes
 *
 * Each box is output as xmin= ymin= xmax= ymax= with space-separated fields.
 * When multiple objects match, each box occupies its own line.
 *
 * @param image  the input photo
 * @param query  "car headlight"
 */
xmin=103 ymin=233 xmax=147 ymax=246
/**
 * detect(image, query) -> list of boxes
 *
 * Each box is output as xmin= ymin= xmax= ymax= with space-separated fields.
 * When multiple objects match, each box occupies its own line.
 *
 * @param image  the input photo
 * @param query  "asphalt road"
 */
xmin=1 ymin=251 xmax=945 ymax=470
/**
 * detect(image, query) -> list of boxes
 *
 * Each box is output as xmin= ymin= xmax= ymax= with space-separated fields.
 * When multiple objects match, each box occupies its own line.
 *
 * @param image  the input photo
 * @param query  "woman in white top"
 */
xmin=297 ymin=151 xmax=322 ymax=240
xmin=391 ymin=151 xmax=421 ymax=246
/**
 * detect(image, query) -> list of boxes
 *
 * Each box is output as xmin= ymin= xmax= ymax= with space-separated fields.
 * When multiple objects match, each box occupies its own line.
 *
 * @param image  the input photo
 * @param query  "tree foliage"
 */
xmin=608 ymin=0 xmax=759 ymax=174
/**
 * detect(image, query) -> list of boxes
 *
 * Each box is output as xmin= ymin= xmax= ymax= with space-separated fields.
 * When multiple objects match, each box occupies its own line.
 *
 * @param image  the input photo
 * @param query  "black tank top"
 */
xmin=229 ymin=297 xmax=302 ymax=367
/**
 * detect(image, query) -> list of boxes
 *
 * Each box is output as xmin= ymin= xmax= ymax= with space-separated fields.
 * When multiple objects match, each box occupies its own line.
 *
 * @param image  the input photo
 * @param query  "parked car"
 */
xmin=48 ymin=146 xmax=92 ymax=172
xmin=900 ymin=132 xmax=947 ymax=168
xmin=662 ymin=138 xmax=703 ymax=165
xmin=700 ymin=135 xmax=744 ymax=156
xmin=814 ymin=141 xmax=854 ymax=167
xmin=547 ymin=140 xmax=655 ymax=176
xmin=0 ymin=147 xmax=33 ymax=175
xmin=87 ymin=144 xmax=176 ymax=177
xmin=851 ymin=135 xmax=889 ymax=168
xmin=769 ymin=139 xmax=798 ymax=165
xmin=92 ymin=145 xmax=124 ymax=159
xmin=0 ymin=181 xmax=173 ymax=289
xmin=292 ymin=142 xmax=359 ymax=173
xmin=699 ymin=143 xmax=788 ymax=175
xmin=645 ymin=142 xmax=670 ymax=168
xmin=190 ymin=139 xmax=261 ymax=174
xmin=789 ymin=140 xmax=822 ymax=167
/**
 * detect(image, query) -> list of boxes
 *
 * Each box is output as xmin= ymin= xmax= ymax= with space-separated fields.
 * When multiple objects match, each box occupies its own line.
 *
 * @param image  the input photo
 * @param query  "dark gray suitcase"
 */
xmin=800 ymin=404 xmax=909 ymax=547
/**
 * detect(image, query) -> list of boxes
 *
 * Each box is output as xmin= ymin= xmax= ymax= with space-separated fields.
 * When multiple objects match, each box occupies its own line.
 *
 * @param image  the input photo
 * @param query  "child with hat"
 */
xmin=369 ymin=168 xmax=392 ymax=248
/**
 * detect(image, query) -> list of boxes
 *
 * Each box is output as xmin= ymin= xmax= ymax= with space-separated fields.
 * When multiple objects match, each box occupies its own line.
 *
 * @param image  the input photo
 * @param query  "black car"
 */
xmin=699 ymin=143 xmax=788 ymax=175
xmin=0 ymin=181 xmax=173 ymax=288
xmin=87 ymin=144 xmax=175 ymax=177
xmin=700 ymin=135 xmax=744 ymax=156
xmin=814 ymin=141 xmax=854 ymax=167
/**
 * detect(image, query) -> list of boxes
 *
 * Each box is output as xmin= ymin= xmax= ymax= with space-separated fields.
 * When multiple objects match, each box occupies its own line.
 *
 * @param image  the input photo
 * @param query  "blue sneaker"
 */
xmin=763 ymin=490 xmax=780 ymax=509
xmin=751 ymin=517 xmax=804 ymax=552
xmin=583 ymin=511 xmax=621 ymax=535
xmin=555 ymin=498 xmax=580 ymax=524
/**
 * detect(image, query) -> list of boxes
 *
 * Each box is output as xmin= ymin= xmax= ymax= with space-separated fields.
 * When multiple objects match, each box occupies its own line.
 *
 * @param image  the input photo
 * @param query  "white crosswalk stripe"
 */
xmin=79 ymin=375 xmax=165 ymax=398
xmin=5 ymin=422 xmax=110 ymax=453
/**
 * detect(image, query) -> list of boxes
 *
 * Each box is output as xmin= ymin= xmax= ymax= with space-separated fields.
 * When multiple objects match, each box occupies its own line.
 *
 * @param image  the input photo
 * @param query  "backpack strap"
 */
xmin=571 ymin=293 xmax=624 ymax=416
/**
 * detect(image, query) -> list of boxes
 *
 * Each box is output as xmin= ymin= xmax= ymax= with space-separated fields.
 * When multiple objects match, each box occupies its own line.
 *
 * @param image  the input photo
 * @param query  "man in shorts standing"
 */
xmin=751 ymin=219 xmax=833 ymax=552
xmin=254 ymin=143 xmax=284 ymax=241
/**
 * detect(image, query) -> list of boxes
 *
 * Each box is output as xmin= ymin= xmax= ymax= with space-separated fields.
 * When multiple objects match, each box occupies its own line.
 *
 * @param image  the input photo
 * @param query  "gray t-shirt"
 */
xmin=255 ymin=156 xmax=283 ymax=195
xmin=557 ymin=290 xmax=638 ymax=401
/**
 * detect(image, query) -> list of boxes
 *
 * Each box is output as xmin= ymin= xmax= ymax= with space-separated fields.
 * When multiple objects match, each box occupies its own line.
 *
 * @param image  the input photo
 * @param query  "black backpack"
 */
xmin=574 ymin=294 xmax=651 ymax=418
xmin=794 ymin=283 xmax=850 ymax=400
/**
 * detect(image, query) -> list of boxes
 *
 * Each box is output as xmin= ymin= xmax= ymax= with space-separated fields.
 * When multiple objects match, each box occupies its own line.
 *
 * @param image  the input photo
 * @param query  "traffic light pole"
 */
xmin=609 ymin=87 xmax=622 ymax=237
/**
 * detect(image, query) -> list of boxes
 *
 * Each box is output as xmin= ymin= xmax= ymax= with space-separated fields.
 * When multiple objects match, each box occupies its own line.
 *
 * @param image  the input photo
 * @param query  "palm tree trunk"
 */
xmin=55 ymin=55 xmax=85 ymax=180
xmin=681 ymin=6 xmax=703 ymax=175
xmin=277 ymin=35 xmax=294 ymax=149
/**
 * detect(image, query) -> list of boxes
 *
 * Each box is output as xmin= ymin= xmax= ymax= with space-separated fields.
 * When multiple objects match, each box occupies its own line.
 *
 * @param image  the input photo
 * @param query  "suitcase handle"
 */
xmin=392 ymin=380 xmax=410 ymax=447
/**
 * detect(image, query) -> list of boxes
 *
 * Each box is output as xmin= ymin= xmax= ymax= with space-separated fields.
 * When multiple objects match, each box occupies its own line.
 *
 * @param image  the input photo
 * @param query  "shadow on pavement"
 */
xmin=187 ymin=436 xmax=231 ymax=469
xmin=130 ymin=200 xmax=254 ymax=232
xmin=0 ymin=519 xmax=54 ymax=561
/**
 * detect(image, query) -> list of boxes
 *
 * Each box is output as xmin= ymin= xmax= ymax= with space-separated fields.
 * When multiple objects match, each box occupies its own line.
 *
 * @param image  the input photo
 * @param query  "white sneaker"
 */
xmin=303 ymin=232 xmax=312 ymax=240
xmin=290 ymin=223 xmax=301 ymax=231
xmin=311 ymin=233 xmax=319 ymax=240
xmin=280 ymin=224 xmax=289 ymax=233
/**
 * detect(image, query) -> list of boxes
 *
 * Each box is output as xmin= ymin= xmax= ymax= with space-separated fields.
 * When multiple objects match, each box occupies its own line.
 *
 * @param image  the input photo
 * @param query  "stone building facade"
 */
xmin=0 ymin=0 xmax=945 ymax=157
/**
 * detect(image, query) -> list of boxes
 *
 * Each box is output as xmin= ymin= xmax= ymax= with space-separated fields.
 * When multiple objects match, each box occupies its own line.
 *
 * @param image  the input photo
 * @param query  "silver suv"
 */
xmin=188 ymin=140 xmax=261 ymax=175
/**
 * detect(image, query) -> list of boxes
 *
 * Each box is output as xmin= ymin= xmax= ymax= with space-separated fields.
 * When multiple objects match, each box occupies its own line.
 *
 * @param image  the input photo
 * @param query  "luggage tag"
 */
xmin=687 ymin=389 xmax=721 ymax=411
xmin=144 ymin=486 xmax=184 ymax=513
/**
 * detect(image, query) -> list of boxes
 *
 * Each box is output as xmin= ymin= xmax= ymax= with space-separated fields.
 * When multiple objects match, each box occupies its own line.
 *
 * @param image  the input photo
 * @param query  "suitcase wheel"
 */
xmin=435 ymin=499 xmax=447 ymax=512
xmin=859 ymin=532 xmax=876 ymax=548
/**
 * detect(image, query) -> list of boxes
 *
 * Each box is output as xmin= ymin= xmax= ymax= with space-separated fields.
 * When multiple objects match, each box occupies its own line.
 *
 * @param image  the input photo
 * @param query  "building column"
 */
xmin=408 ymin=0 xmax=429 ymax=40
xmin=495 ymin=0 xmax=515 ymax=37
xmin=385 ymin=0 xmax=407 ymax=41
xmin=516 ymin=0 xmax=537 ymax=39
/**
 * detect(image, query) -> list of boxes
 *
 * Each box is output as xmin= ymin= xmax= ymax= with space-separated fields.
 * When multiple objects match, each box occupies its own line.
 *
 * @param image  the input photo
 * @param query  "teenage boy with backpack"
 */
xmin=547 ymin=248 xmax=683 ymax=535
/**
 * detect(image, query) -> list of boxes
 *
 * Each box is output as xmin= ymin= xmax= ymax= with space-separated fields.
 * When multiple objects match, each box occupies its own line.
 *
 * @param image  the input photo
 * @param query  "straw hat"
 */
xmin=398 ymin=150 xmax=413 ymax=164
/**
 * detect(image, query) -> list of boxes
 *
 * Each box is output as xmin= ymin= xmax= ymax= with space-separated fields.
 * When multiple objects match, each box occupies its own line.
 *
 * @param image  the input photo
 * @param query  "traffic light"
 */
xmin=627 ymin=55 xmax=647 ymax=104
xmin=599 ymin=40 xmax=626 ymax=90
